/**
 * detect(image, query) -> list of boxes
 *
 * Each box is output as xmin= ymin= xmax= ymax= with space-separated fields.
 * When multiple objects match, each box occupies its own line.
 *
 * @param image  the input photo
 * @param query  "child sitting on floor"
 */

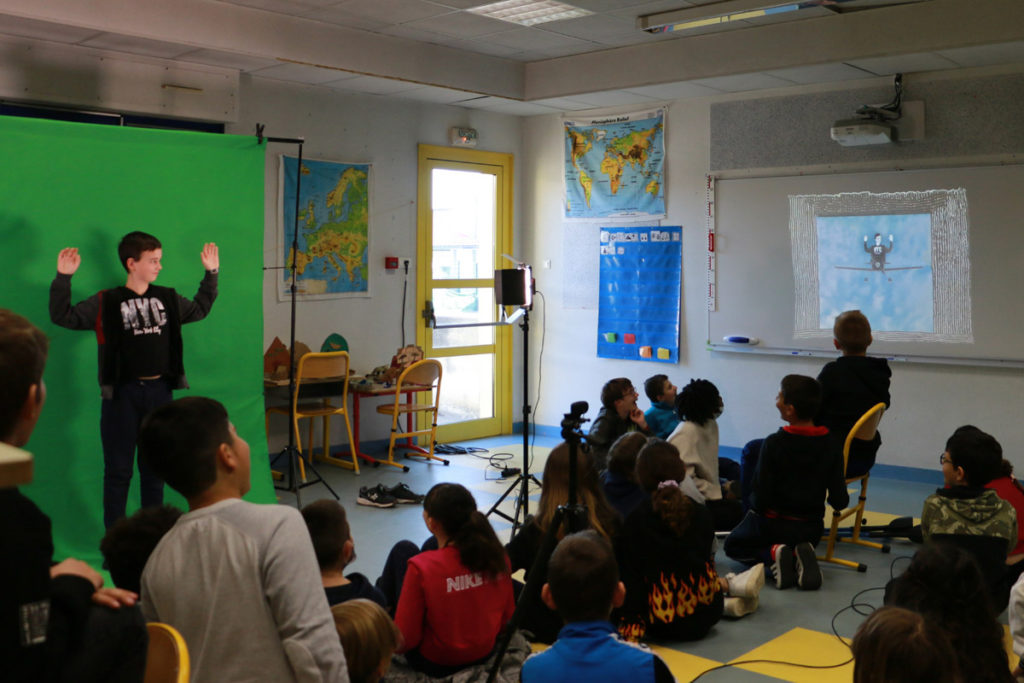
xmin=851 ymin=606 xmax=959 ymax=683
xmin=616 ymin=440 xmax=763 ymax=641
xmin=508 ymin=442 xmax=621 ymax=643
xmin=600 ymin=431 xmax=649 ymax=520
xmin=521 ymin=531 xmax=675 ymax=683
xmin=100 ymin=504 xmax=182 ymax=594
xmin=302 ymin=499 xmax=388 ymax=608
xmin=331 ymin=599 xmax=402 ymax=683
xmin=643 ymin=374 xmax=679 ymax=439
xmin=667 ymin=378 xmax=742 ymax=530
xmin=725 ymin=375 xmax=847 ymax=591
xmin=393 ymin=483 xmax=515 ymax=677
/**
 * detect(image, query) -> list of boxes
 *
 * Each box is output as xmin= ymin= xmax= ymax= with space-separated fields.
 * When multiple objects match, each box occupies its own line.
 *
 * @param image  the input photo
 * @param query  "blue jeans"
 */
xmin=100 ymin=379 xmax=172 ymax=528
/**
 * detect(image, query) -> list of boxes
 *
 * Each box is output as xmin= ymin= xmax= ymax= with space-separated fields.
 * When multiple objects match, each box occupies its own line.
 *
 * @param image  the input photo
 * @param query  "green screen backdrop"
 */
xmin=0 ymin=114 xmax=274 ymax=569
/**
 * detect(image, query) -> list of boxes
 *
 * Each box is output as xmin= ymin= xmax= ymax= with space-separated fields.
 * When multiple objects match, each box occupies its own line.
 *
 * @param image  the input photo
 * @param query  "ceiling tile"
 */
xmin=763 ymin=62 xmax=873 ymax=85
xmin=376 ymin=23 xmax=454 ymax=43
xmin=300 ymin=6 xmax=392 ymax=30
xmin=542 ymin=13 xmax=635 ymax=40
xmin=936 ymin=41 xmax=1024 ymax=69
xmin=622 ymin=80 xmax=723 ymax=99
xmin=479 ymin=27 xmax=591 ymax=51
xmin=426 ymin=0 xmax=487 ymax=8
xmin=570 ymin=0 xmax=663 ymax=11
xmin=0 ymin=15 xmax=102 ymax=43
xmin=329 ymin=0 xmax=451 ymax=24
xmin=529 ymin=95 xmax=605 ymax=111
xmin=452 ymin=95 xmax=504 ymax=108
xmin=477 ymin=100 xmax=563 ymax=115
xmin=178 ymin=48 xmax=279 ymax=71
xmin=217 ymin=0 xmax=325 ymax=12
xmin=250 ymin=61 xmax=354 ymax=83
xmin=568 ymin=89 xmax=660 ymax=107
xmin=404 ymin=11 xmax=513 ymax=38
xmin=690 ymin=71 xmax=799 ymax=92
xmin=323 ymin=74 xmax=426 ymax=94
xmin=79 ymin=33 xmax=197 ymax=59
xmin=398 ymin=84 xmax=483 ymax=103
xmin=446 ymin=38 xmax=526 ymax=57
xmin=845 ymin=52 xmax=960 ymax=76
xmin=219 ymin=0 xmax=323 ymax=11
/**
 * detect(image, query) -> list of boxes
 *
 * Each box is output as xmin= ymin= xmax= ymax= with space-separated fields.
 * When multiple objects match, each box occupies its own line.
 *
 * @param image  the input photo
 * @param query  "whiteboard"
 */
xmin=707 ymin=165 xmax=1024 ymax=366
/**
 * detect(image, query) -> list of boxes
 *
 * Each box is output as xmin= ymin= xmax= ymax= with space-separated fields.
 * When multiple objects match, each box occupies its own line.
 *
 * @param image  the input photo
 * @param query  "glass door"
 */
xmin=417 ymin=145 xmax=513 ymax=441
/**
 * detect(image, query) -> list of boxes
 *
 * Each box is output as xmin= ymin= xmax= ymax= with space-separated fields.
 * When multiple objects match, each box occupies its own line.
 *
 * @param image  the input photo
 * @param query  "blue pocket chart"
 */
xmin=597 ymin=226 xmax=682 ymax=362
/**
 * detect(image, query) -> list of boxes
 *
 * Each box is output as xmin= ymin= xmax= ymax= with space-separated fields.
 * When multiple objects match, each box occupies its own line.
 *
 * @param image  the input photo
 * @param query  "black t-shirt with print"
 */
xmin=116 ymin=289 xmax=170 ymax=379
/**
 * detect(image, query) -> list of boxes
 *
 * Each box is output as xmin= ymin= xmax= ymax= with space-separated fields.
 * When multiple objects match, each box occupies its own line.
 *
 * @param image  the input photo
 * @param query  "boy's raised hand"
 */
xmin=57 ymin=248 xmax=81 ymax=275
xmin=629 ymin=406 xmax=648 ymax=431
xmin=201 ymin=243 xmax=219 ymax=271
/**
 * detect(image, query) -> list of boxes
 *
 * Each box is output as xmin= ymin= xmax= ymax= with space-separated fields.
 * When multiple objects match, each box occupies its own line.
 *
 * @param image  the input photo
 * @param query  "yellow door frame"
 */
xmin=416 ymin=144 xmax=514 ymax=440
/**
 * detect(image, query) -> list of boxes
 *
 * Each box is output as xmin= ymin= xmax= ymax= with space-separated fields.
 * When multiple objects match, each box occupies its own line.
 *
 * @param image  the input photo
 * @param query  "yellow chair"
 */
xmin=144 ymin=622 xmax=189 ymax=683
xmin=265 ymin=351 xmax=359 ymax=477
xmin=375 ymin=358 xmax=448 ymax=470
xmin=819 ymin=402 xmax=888 ymax=571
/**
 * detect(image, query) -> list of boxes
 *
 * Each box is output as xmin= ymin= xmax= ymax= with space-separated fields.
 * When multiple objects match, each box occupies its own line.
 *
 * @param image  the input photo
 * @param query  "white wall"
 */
xmin=520 ymin=78 xmax=1024 ymax=472
xmin=227 ymin=75 xmax=523 ymax=447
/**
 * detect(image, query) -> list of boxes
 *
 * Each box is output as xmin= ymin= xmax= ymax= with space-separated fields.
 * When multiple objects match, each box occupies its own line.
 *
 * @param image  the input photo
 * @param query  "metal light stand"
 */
xmin=258 ymin=124 xmax=338 ymax=507
xmin=484 ymin=401 xmax=591 ymax=683
xmin=485 ymin=307 xmax=541 ymax=536
xmin=424 ymin=271 xmax=539 ymax=536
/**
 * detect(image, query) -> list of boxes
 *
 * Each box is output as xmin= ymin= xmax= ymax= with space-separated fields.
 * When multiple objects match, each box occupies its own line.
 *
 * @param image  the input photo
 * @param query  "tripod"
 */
xmin=486 ymin=309 xmax=541 ymax=535
xmin=485 ymin=401 xmax=591 ymax=683
xmin=258 ymin=126 xmax=338 ymax=507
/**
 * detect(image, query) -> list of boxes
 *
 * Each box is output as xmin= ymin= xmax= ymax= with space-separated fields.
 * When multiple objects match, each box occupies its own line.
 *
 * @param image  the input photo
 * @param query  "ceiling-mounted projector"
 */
xmin=830 ymin=118 xmax=894 ymax=146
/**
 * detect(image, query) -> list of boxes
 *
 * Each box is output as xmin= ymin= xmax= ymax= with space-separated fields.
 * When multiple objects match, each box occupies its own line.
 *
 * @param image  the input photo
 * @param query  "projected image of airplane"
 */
xmin=834 ymin=233 xmax=924 ymax=281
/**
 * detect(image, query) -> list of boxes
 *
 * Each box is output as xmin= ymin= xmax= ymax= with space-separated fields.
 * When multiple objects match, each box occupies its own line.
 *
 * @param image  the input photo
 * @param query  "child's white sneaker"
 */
xmin=723 ymin=595 xmax=759 ymax=618
xmin=725 ymin=563 xmax=765 ymax=599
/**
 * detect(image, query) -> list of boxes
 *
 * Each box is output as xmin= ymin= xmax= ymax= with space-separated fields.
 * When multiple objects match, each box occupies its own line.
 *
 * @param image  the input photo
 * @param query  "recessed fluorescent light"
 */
xmin=638 ymin=0 xmax=914 ymax=34
xmin=468 ymin=0 xmax=592 ymax=27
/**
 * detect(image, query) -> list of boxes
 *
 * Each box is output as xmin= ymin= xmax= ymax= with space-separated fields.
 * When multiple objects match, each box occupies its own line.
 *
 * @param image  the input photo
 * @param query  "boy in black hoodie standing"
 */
xmin=817 ymin=310 xmax=891 ymax=478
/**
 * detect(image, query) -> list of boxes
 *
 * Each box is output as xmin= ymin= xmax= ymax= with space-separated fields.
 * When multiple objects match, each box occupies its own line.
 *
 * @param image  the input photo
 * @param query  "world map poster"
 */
xmin=564 ymin=108 xmax=666 ymax=220
xmin=278 ymin=155 xmax=370 ymax=301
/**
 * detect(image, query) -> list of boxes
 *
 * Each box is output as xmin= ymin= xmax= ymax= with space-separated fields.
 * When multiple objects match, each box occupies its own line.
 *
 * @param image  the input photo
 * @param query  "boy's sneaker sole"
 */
xmin=723 ymin=595 xmax=759 ymax=618
xmin=772 ymin=545 xmax=796 ymax=589
xmin=794 ymin=542 xmax=822 ymax=590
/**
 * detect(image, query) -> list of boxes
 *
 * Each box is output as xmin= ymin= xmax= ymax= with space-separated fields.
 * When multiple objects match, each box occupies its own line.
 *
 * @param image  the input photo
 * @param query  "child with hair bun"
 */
xmin=393 ymin=483 xmax=515 ymax=677
xmin=615 ymin=441 xmax=763 ymax=642
xmin=331 ymin=599 xmax=402 ymax=683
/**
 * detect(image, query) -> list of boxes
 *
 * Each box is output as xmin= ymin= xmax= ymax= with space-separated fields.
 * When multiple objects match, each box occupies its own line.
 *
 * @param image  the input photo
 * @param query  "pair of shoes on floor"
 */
xmin=722 ymin=563 xmax=764 ymax=618
xmin=771 ymin=543 xmax=821 ymax=590
xmin=357 ymin=483 xmax=424 ymax=508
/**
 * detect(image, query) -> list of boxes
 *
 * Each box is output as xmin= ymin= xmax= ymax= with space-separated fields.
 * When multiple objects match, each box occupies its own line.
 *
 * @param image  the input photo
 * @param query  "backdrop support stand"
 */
xmin=258 ymin=125 xmax=338 ymax=507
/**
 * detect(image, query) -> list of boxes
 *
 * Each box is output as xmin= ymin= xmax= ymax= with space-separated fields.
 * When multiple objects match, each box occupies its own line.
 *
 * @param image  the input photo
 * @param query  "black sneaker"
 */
xmin=387 ymin=482 xmax=424 ymax=504
xmin=771 ymin=544 xmax=796 ymax=589
xmin=794 ymin=542 xmax=822 ymax=590
xmin=357 ymin=485 xmax=396 ymax=508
